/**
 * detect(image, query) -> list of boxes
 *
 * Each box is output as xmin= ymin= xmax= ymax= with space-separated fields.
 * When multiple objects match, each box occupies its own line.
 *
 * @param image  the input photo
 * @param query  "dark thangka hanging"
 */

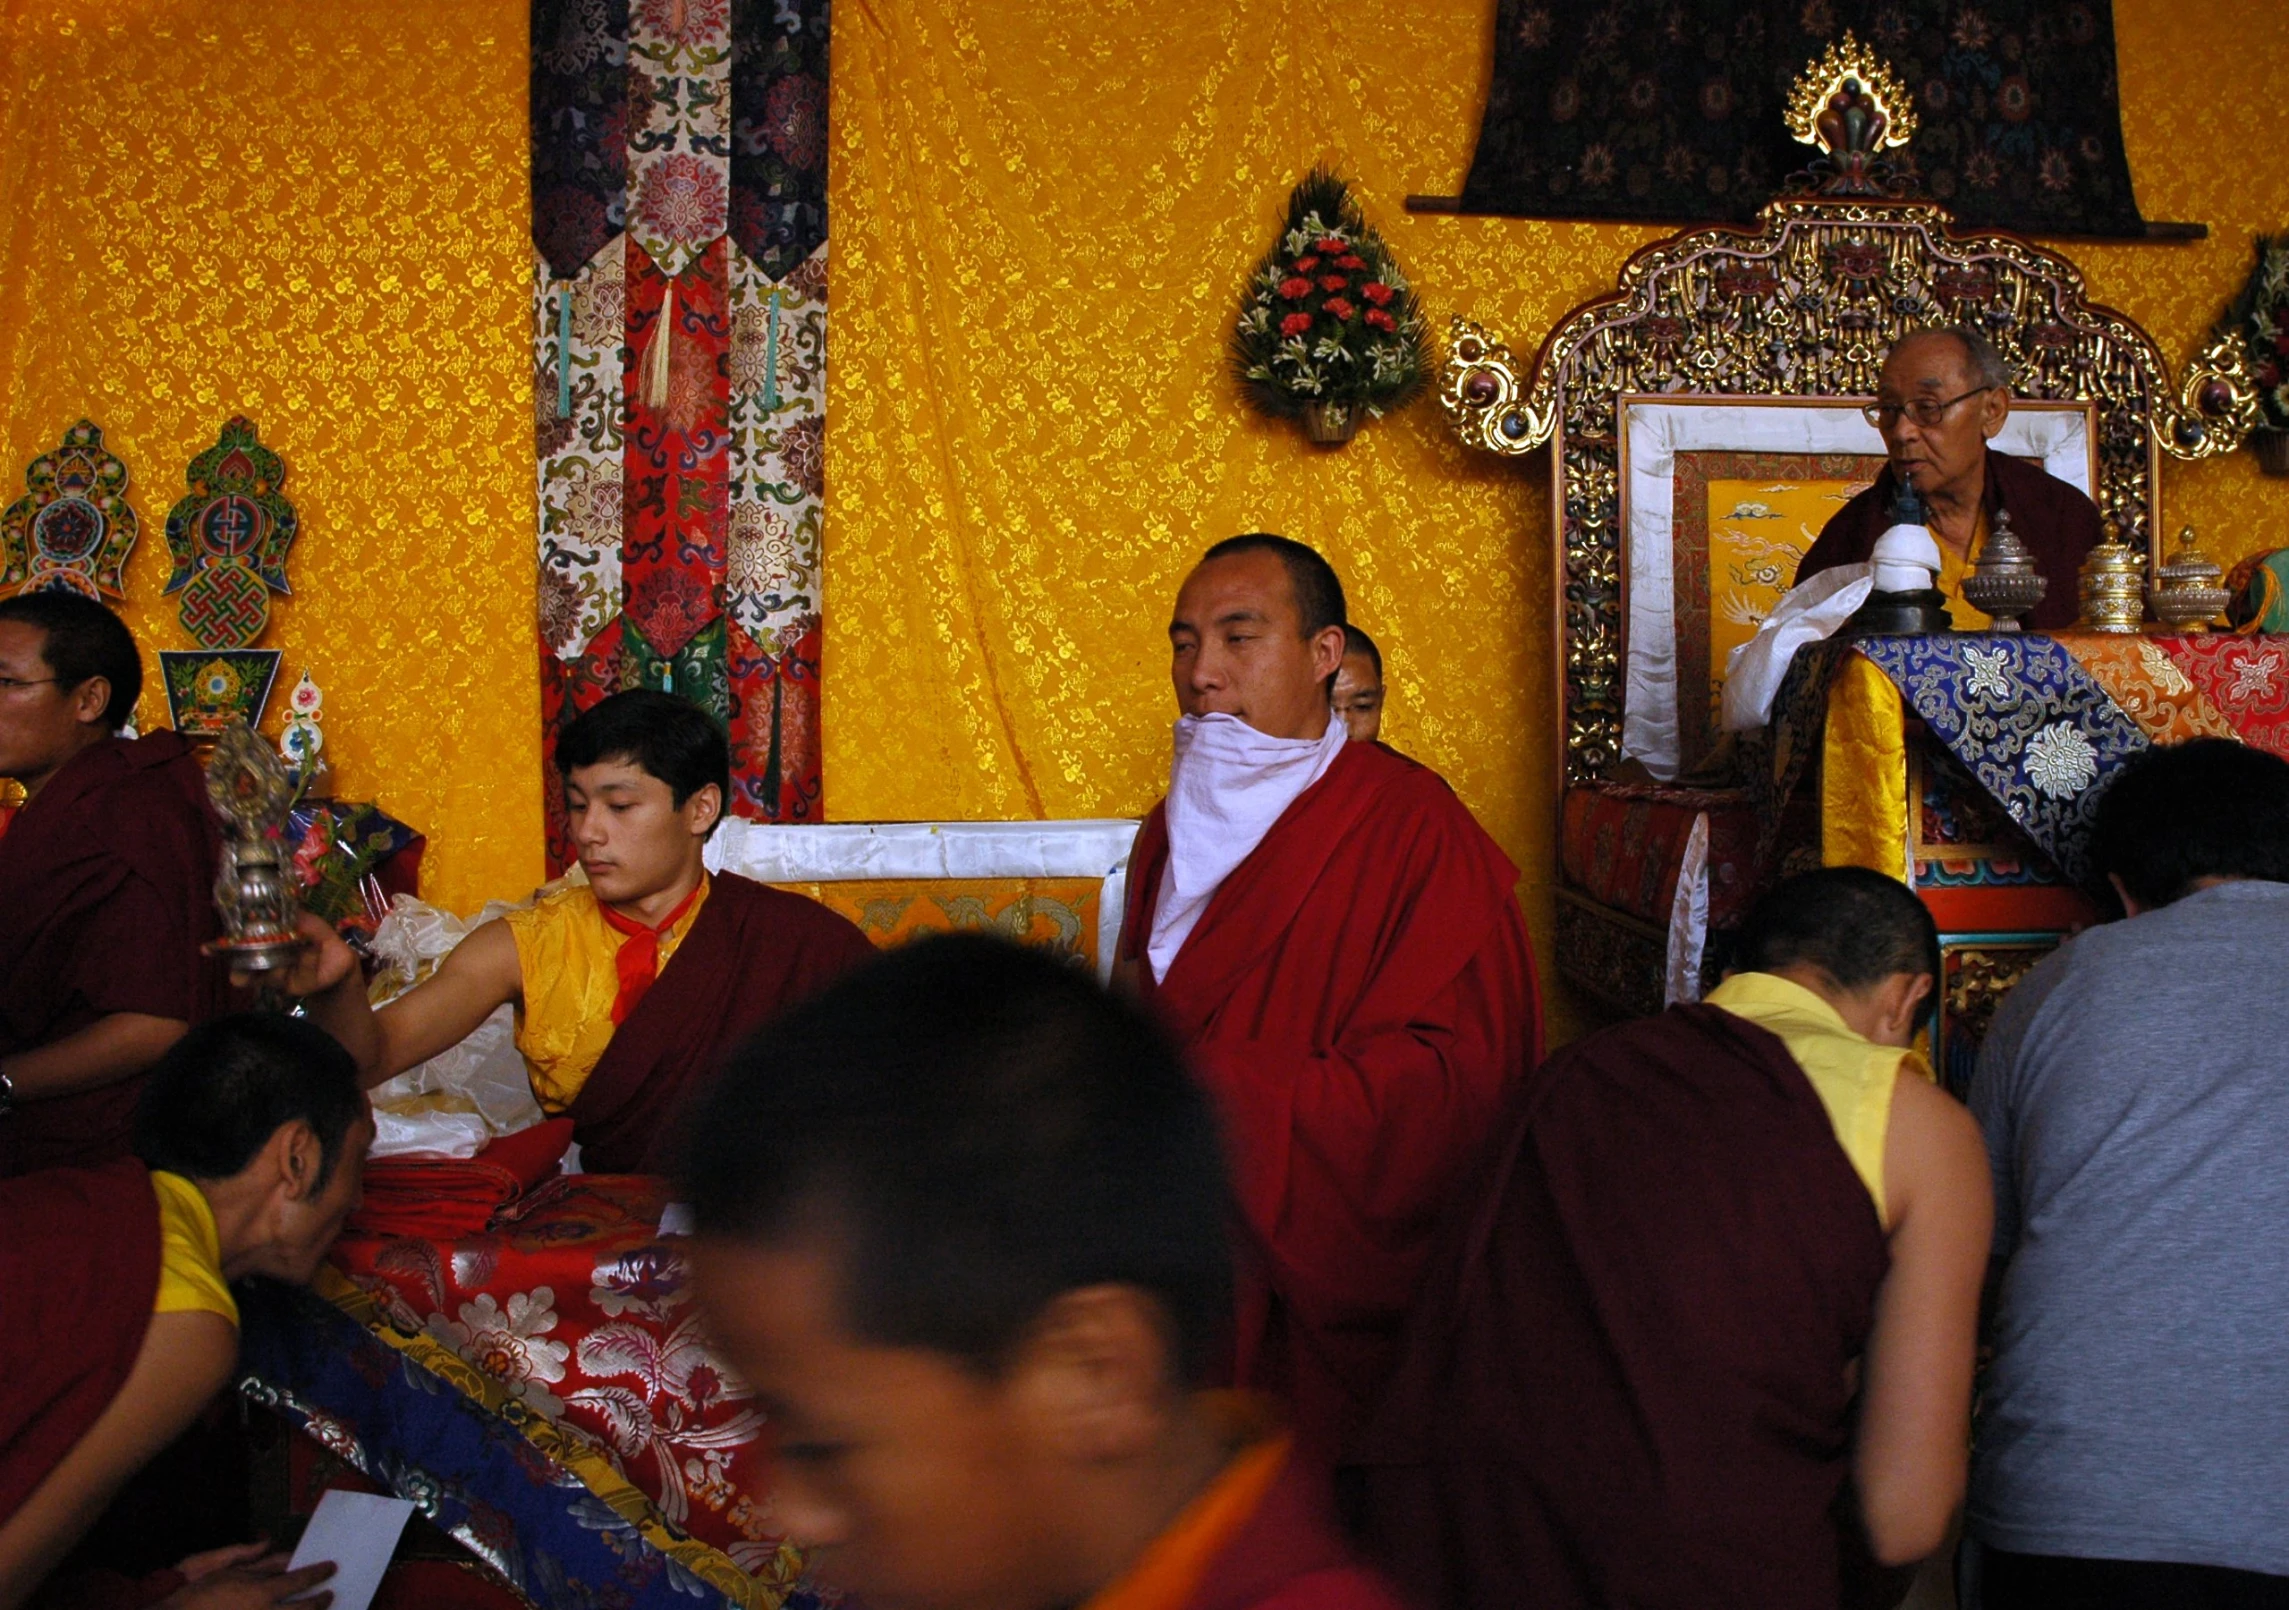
xmin=531 ymin=0 xmax=632 ymax=280
xmin=1458 ymin=0 xmax=2147 ymax=237
xmin=729 ymin=0 xmax=830 ymax=278
xmin=528 ymin=0 xmax=835 ymax=864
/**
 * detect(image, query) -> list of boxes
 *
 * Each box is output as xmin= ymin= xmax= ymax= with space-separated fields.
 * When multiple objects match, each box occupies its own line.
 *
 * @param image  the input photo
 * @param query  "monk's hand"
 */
xmin=162 ymin=1557 xmax=335 ymax=1610
xmin=173 ymin=1540 xmax=280 ymax=1582
xmin=242 ymin=912 xmax=358 ymax=999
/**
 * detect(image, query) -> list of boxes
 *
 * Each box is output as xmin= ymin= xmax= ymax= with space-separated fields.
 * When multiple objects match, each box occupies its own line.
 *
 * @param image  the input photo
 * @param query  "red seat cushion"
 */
xmin=1560 ymin=782 xmax=1761 ymax=929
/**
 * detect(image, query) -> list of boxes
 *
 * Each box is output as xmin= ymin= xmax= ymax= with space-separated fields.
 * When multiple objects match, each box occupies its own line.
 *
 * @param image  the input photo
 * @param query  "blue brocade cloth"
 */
xmin=1848 ymin=635 xmax=2150 ymax=885
xmin=236 ymin=1280 xmax=819 ymax=1609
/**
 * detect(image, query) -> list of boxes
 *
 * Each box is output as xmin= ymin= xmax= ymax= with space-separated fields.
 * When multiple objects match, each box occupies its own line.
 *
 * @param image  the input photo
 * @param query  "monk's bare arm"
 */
xmin=362 ymin=921 xmax=522 ymax=1084
xmin=291 ymin=915 xmax=522 ymax=1089
xmin=0 ymin=1311 xmax=236 ymax=1610
xmin=1852 ymin=1069 xmax=1993 ymax=1566
xmin=0 ymin=1014 xmax=187 ymax=1102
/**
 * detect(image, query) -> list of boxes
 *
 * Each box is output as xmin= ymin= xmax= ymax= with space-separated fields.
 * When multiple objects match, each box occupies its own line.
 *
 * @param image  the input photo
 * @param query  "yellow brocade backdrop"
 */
xmin=0 ymin=0 xmax=539 ymax=914
xmin=826 ymin=0 xmax=2289 ymax=1038
xmin=1 ymin=2 xmax=2283 ymax=1033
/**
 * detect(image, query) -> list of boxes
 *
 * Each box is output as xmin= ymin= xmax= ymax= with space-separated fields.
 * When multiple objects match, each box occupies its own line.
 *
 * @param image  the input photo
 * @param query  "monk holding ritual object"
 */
xmin=1114 ymin=533 xmax=1542 ymax=1461
xmin=0 ymin=1014 xmax=368 ymax=1610
xmin=284 ymin=689 xmax=872 ymax=1172
xmin=1796 ymin=325 xmax=2102 ymax=630
xmin=0 ymin=593 xmax=226 ymax=1178
xmin=685 ymin=935 xmax=1409 ymax=1610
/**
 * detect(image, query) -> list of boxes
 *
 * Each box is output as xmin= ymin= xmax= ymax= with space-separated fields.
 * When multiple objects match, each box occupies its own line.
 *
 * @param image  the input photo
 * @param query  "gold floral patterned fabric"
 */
xmin=3 ymin=0 xmax=2284 ymax=1039
xmin=2065 ymin=633 xmax=2243 ymax=744
xmin=1821 ymin=655 xmax=1911 ymax=879
xmin=825 ymin=0 xmax=2289 ymax=1044
xmin=0 ymin=0 xmax=540 ymax=914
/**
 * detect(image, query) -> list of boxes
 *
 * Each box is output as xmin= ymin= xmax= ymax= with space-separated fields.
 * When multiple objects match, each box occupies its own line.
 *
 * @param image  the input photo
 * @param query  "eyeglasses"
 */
xmin=1863 ymin=385 xmax=1995 ymax=430
xmin=0 ymin=676 xmax=61 ymax=694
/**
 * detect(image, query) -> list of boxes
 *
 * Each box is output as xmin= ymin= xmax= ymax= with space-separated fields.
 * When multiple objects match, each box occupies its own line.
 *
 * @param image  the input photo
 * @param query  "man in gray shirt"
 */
xmin=1970 ymin=738 xmax=2289 ymax=1607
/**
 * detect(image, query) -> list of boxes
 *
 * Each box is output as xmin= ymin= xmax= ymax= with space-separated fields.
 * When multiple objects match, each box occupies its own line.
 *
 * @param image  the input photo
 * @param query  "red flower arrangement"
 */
xmin=1231 ymin=168 xmax=1429 ymax=431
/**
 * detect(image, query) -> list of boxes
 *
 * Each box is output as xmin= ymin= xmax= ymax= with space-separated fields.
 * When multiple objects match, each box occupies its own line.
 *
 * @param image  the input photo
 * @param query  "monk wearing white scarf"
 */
xmin=1116 ymin=534 xmax=1543 ymax=1461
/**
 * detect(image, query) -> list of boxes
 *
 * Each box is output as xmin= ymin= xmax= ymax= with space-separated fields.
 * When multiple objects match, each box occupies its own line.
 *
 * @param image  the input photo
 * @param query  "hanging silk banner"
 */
xmin=532 ymin=0 xmax=830 ymax=870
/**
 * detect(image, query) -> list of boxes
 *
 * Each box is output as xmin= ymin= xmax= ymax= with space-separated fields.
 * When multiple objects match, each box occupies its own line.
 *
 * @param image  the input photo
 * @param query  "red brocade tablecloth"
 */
xmin=324 ymin=1173 xmax=796 ymax=1593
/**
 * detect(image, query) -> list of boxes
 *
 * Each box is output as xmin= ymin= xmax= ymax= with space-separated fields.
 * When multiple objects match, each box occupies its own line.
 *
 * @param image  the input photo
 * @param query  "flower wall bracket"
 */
xmin=1231 ymin=169 xmax=1429 ymax=448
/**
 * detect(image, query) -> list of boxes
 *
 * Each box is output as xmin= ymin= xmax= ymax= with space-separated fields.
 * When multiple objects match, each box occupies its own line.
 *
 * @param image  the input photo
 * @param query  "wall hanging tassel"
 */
xmin=763 ymin=287 xmax=782 ymax=413
xmin=641 ymin=280 xmax=678 ymax=412
xmin=762 ymin=670 xmax=784 ymax=809
xmin=556 ymin=285 xmax=574 ymax=418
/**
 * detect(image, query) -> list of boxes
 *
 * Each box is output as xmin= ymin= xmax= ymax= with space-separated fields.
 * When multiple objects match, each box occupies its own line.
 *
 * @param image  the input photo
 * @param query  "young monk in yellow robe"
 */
xmin=284 ymin=691 xmax=871 ymax=1172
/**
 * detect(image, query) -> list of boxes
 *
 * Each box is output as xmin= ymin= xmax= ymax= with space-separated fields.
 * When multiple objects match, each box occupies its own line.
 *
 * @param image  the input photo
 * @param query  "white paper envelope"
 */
xmin=286 ymin=1489 xmax=417 ymax=1610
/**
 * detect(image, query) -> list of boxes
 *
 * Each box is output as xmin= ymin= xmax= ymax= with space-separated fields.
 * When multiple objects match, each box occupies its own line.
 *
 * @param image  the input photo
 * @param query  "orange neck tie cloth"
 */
xmin=598 ymin=880 xmax=705 ymax=1024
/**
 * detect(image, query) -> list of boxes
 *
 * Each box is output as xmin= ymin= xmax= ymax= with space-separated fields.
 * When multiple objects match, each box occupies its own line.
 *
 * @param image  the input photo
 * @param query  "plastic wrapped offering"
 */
xmin=362 ymin=897 xmax=545 ymax=1159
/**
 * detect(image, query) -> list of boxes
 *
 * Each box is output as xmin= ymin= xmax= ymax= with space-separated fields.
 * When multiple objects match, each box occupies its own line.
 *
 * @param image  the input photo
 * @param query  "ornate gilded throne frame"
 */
xmin=1444 ymin=201 xmax=2255 ymax=784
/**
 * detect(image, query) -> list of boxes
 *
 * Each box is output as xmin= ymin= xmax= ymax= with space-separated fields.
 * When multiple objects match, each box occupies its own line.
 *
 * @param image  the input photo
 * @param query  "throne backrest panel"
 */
xmin=1620 ymin=395 xmax=2094 ymax=778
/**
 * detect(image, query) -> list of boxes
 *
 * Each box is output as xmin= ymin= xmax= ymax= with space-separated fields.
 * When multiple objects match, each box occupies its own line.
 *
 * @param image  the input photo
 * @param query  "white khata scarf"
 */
xmin=1146 ymin=711 xmax=1348 ymax=982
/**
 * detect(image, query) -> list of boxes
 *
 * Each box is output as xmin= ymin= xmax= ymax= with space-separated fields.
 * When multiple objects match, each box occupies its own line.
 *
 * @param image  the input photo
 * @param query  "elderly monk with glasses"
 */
xmin=1796 ymin=325 xmax=2103 ymax=630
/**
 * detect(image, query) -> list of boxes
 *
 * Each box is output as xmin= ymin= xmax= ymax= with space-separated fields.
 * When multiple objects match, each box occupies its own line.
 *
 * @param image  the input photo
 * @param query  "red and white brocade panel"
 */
xmin=535 ymin=0 xmax=827 ymax=870
xmin=335 ymin=1175 xmax=789 ymax=1576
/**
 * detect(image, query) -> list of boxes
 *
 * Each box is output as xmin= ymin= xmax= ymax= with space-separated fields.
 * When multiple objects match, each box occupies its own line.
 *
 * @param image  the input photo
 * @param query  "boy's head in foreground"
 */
xmin=682 ymin=935 xmax=1236 ymax=1610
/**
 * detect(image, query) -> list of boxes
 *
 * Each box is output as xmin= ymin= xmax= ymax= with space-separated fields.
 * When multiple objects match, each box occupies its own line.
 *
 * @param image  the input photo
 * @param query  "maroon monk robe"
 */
xmin=1116 ymin=739 xmax=1542 ymax=1463
xmin=0 ymin=1160 xmax=165 ymax=1520
xmin=1186 ymin=1448 xmax=1409 ymax=1610
xmin=567 ymin=873 xmax=875 ymax=1173
xmin=0 ymin=734 xmax=226 ymax=1177
xmin=1797 ymin=447 xmax=2103 ymax=631
xmin=1345 ymin=1003 xmax=1892 ymax=1610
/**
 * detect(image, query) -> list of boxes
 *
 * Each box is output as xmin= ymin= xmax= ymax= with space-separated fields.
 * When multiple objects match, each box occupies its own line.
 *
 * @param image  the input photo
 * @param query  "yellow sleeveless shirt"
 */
xmin=1703 ymin=972 xmax=1931 ymax=1227
xmin=498 ymin=877 xmax=712 ymax=1112
xmin=151 ymin=1169 xmax=236 ymax=1325
xmin=1934 ymin=506 xmax=1994 ymax=630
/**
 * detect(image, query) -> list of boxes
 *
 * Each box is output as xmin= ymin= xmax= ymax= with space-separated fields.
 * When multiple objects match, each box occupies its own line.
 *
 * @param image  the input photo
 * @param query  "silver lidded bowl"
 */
xmin=2149 ymin=524 xmax=2232 ymax=633
xmin=1960 ymin=509 xmax=2048 ymax=631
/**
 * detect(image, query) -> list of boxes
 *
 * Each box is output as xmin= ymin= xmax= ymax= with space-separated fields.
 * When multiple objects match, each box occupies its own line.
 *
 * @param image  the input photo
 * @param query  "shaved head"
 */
xmin=1888 ymin=325 xmax=2010 ymax=393
xmin=1736 ymin=867 xmax=1940 ymax=993
xmin=1200 ymin=534 xmax=1346 ymax=639
xmin=1169 ymin=539 xmax=1349 ymax=739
